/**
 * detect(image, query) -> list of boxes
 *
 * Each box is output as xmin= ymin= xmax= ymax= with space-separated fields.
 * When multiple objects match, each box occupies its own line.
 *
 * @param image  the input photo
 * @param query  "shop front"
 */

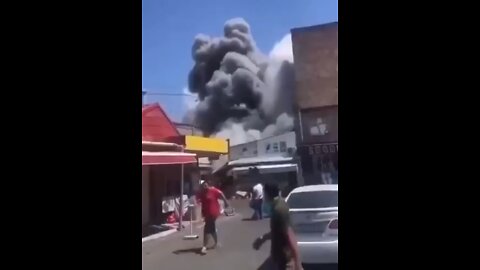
xmin=297 ymin=105 xmax=338 ymax=185
xmin=298 ymin=143 xmax=338 ymax=185
xmin=142 ymin=103 xmax=229 ymax=234
xmin=141 ymin=149 xmax=197 ymax=231
xmin=230 ymin=158 xmax=299 ymax=197
xmin=214 ymin=132 xmax=300 ymax=197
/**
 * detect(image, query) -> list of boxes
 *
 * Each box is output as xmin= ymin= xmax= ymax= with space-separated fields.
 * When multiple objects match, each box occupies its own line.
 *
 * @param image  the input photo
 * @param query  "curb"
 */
xmin=142 ymin=220 xmax=203 ymax=244
xmin=142 ymin=228 xmax=177 ymax=243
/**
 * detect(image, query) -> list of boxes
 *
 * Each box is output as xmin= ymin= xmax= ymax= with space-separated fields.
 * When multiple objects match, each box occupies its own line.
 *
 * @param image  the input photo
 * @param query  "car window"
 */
xmin=287 ymin=190 xmax=338 ymax=209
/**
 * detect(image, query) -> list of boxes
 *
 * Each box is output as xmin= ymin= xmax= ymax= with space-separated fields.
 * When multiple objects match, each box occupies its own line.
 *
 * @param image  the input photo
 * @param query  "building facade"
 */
xmin=215 ymin=132 xmax=299 ymax=197
xmin=291 ymin=22 xmax=338 ymax=185
xmin=142 ymin=104 xmax=229 ymax=233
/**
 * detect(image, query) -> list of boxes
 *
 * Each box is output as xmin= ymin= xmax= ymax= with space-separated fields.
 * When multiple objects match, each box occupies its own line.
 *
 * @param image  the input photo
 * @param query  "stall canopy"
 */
xmin=142 ymin=151 xmax=197 ymax=165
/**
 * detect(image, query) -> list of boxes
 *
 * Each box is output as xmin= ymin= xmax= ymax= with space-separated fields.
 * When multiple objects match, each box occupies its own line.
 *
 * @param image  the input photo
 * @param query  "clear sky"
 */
xmin=142 ymin=0 xmax=338 ymax=122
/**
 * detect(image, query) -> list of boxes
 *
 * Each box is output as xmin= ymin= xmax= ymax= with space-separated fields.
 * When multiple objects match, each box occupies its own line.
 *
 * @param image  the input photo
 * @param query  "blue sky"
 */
xmin=142 ymin=0 xmax=338 ymax=122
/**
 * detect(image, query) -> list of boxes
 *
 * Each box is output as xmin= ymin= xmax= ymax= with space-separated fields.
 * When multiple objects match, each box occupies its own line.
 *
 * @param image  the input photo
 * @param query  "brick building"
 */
xmin=291 ymin=22 xmax=338 ymax=185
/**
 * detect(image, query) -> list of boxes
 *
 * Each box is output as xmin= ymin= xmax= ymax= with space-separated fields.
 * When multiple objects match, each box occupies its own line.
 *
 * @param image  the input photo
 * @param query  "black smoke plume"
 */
xmin=185 ymin=18 xmax=294 ymax=145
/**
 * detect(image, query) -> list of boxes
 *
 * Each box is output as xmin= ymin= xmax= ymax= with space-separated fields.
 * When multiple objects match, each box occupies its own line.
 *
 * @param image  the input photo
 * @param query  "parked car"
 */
xmin=285 ymin=184 xmax=338 ymax=266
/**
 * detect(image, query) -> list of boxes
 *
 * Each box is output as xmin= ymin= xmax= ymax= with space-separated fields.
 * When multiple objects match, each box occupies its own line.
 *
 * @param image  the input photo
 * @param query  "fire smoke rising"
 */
xmin=185 ymin=18 xmax=295 ymax=145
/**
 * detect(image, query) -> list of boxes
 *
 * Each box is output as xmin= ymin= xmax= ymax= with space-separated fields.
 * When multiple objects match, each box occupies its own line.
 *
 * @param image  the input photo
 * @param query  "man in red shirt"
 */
xmin=196 ymin=180 xmax=229 ymax=254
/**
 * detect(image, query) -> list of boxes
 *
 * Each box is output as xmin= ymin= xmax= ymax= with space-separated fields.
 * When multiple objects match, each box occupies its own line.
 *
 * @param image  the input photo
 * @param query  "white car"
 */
xmin=285 ymin=184 xmax=338 ymax=266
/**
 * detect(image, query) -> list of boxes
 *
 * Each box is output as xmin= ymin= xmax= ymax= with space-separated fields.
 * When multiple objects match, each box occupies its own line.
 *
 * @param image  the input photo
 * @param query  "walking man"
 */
xmin=196 ymin=180 xmax=229 ymax=255
xmin=253 ymin=183 xmax=302 ymax=270
xmin=251 ymin=182 xmax=264 ymax=220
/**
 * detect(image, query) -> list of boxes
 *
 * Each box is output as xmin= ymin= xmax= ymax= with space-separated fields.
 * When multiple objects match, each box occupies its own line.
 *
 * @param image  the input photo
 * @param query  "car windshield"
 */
xmin=287 ymin=190 xmax=338 ymax=209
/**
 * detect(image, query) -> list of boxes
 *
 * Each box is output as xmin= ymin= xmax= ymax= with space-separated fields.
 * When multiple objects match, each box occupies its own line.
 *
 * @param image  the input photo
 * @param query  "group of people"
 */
xmin=196 ymin=180 xmax=303 ymax=270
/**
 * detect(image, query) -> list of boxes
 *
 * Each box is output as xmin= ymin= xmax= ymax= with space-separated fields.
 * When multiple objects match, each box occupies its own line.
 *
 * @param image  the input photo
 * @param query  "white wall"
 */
xmin=257 ymin=132 xmax=296 ymax=157
xmin=228 ymin=132 xmax=296 ymax=161
xmin=229 ymin=140 xmax=258 ymax=160
xmin=212 ymin=154 xmax=228 ymax=172
xmin=142 ymin=166 xmax=150 ymax=226
xmin=228 ymin=132 xmax=300 ymax=193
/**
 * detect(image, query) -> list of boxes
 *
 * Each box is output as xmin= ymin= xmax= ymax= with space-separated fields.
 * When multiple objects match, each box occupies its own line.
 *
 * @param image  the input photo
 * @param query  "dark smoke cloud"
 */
xmin=186 ymin=17 xmax=294 ymax=145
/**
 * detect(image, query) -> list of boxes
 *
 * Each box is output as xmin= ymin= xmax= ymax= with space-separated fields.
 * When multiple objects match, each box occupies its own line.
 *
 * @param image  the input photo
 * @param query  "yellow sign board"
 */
xmin=184 ymin=135 xmax=229 ymax=154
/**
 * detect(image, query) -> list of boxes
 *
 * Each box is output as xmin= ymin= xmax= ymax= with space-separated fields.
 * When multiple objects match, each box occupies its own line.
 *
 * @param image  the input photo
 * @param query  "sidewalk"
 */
xmin=143 ymin=211 xmax=238 ymax=243
xmin=142 ymin=219 xmax=204 ymax=243
xmin=142 ymin=202 xmax=270 ymax=270
xmin=143 ymin=214 xmax=239 ymax=251
xmin=143 ymin=199 xmax=246 ymax=263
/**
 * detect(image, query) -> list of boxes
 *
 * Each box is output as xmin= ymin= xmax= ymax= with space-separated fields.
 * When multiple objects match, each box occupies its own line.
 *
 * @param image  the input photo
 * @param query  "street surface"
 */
xmin=143 ymin=199 xmax=270 ymax=270
xmin=142 ymin=200 xmax=333 ymax=270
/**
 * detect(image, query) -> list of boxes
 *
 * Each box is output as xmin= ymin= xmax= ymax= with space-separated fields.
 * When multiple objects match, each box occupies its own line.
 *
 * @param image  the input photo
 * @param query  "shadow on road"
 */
xmin=257 ymin=257 xmax=285 ymax=270
xmin=257 ymin=258 xmax=337 ymax=270
xmin=242 ymin=217 xmax=258 ymax=221
xmin=257 ymin=257 xmax=271 ymax=270
xmin=172 ymin=247 xmax=204 ymax=256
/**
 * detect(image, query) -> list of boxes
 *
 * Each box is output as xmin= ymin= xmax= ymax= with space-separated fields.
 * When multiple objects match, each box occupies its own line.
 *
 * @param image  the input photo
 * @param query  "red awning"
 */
xmin=142 ymin=151 xmax=197 ymax=165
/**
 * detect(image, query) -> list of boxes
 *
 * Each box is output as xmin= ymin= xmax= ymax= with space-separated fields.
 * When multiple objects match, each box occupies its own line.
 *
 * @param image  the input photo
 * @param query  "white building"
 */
xmin=214 ymin=131 xmax=301 ymax=196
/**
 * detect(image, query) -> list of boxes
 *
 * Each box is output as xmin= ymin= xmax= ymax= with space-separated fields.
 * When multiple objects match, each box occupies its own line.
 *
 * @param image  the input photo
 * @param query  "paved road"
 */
xmin=142 ymin=200 xmax=335 ymax=270
xmin=143 ymin=199 xmax=273 ymax=270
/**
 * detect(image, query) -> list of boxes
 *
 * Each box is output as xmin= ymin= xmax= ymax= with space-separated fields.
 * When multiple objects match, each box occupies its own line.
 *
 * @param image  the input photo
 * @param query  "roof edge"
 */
xmin=142 ymin=102 xmax=181 ymax=137
xmin=291 ymin=22 xmax=338 ymax=34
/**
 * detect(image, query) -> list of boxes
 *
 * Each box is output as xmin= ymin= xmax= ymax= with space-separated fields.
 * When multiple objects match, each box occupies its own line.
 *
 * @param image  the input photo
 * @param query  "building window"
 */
xmin=280 ymin=141 xmax=287 ymax=152
xmin=273 ymin=142 xmax=279 ymax=152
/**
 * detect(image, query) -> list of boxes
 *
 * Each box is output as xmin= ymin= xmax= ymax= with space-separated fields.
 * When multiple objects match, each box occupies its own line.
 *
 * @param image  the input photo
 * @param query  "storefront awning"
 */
xmin=142 ymin=151 xmax=197 ymax=165
xmin=211 ymin=155 xmax=294 ymax=175
xmin=232 ymin=163 xmax=298 ymax=175
xmin=228 ymin=156 xmax=293 ymax=166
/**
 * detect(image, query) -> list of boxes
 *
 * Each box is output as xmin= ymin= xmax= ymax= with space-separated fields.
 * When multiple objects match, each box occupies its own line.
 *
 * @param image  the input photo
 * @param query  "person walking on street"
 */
xmin=251 ymin=182 xmax=264 ymax=220
xmin=196 ymin=180 xmax=230 ymax=255
xmin=253 ymin=183 xmax=302 ymax=270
